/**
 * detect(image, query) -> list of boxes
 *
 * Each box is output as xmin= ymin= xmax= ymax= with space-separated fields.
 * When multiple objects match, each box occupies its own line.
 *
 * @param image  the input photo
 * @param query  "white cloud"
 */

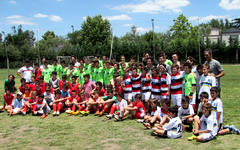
xmin=9 ymin=0 xmax=16 ymax=4
xmin=219 ymin=0 xmax=240 ymax=10
xmin=123 ymin=23 xmax=134 ymax=27
xmin=6 ymin=15 xmax=35 ymax=25
xmin=34 ymin=13 xmax=63 ymax=22
xmin=82 ymin=16 xmax=87 ymax=20
xmin=112 ymin=0 xmax=190 ymax=14
xmin=189 ymin=15 xmax=231 ymax=23
xmin=136 ymin=27 xmax=150 ymax=32
xmin=104 ymin=14 xmax=132 ymax=21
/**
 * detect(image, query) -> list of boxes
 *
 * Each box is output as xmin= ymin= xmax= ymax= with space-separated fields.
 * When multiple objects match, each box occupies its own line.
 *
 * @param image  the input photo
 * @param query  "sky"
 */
xmin=0 ymin=0 xmax=240 ymax=40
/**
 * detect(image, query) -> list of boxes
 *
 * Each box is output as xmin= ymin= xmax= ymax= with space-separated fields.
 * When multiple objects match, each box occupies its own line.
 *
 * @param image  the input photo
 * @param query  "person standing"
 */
xmin=17 ymin=59 xmax=34 ymax=84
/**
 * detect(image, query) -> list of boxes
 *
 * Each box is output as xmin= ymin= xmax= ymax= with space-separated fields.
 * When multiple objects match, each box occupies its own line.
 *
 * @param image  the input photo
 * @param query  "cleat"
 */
xmin=230 ymin=125 xmax=240 ymax=135
xmin=137 ymin=119 xmax=144 ymax=123
xmin=188 ymin=135 xmax=197 ymax=141
xmin=106 ymin=114 xmax=113 ymax=119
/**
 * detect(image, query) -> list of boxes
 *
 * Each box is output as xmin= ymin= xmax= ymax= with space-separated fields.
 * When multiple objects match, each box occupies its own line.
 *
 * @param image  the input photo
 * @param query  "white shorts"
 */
xmin=189 ymin=94 xmax=196 ymax=105
xmin=12 ymin=108 xmax=20 ymax=113
xmin=167 ymin=131 xmax=182 ymax=139
xmin=124 ymin=93 xmax=132 ymax=101
xmin=142 ymin=92 xmax=151 ymax=101
xmin=160 ymin=95 xmax=169 ymax=100
xmin=171 ymin=94 xmax=182 ymax=106
xmin=202 ymin=133 xmax=215 ymax=141
xmin=151 ymin=95 xmax=161 ymax=102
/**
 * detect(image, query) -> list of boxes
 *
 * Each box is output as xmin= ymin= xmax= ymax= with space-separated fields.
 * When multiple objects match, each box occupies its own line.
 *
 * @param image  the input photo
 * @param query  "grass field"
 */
xmin=0 ymin=65 xmax=240 ymax=150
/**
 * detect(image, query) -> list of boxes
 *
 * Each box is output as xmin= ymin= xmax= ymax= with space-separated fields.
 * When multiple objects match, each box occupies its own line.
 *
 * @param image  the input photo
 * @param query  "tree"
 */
xmin=231 ymin=18 xmax=240 ymax=28
xmin=79 ymin=15 xmax=111 ymax=56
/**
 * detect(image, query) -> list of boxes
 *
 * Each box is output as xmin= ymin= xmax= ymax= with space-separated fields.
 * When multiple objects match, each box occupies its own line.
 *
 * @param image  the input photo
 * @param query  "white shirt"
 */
xmin=18 ymin=66 xmax=34 ymax=83
xmin=12 ymin=98 xmax=25 ymax=109
xmin=199 ymin=75 xmax=216 ymax=99
xmin=210 ymin=98 xmax=223 ymax=124
xmin=200 ymin=113 xmax=218 ymax=136
xmin=116 ymin=99 xmax=128 ymax=111
xmin=163 ymin=117 xmax=182 ymax=139
xmin=178 ymin=104 xmax=195 ymax=118
xmin=154 ymin=106 xmax=168 ymax=119
xmin=74 ymin=62 xmax=80 ymax=70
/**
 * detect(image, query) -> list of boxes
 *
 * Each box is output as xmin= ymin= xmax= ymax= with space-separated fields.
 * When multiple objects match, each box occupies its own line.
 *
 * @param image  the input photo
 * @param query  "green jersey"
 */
xmin=42 ymin=68 xmax=53 ymax=83
xmin=103 ymin=96 xmax=118 ymax=103
xmin=67 ymin=69 xmax=79 ymax=83
xmin=183 ymin=73 xmax=196 ymax=95
xmin=83 ymin=64 xmax=91 ymax=74
xmin=77 ymin=71 xmax=86 ymax=85
xmin=93 ymin=67 xmax=104 ymax=83
xmin=164 ymin=59 xmax=173 ymax=67
xmin=99 ymin=60 xmax=104 ymax=68
xmin=103 ymin=67 xmax=114 ymax=85
xmin=58 ymin=66 xmax=68 ymax=80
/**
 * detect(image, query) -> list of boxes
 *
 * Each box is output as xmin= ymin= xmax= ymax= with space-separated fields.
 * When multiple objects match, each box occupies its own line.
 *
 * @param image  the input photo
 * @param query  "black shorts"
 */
xmin=162 ymin=130 xmax=168 ymax=138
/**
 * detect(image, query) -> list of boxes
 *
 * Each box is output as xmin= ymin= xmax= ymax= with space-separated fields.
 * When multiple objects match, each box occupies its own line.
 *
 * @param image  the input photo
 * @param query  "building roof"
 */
xmin=222 ymin=28 xmax=240 ymax=34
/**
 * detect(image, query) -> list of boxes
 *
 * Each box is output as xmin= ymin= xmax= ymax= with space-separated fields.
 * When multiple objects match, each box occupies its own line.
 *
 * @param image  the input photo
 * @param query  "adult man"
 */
xmin=204 ymin=49 xmax=225 ymax=93
xmin=158 ymin=54 xmax=171 ymax=74
xmin=71 ymin=56 xmax=80 ymax=70
xmin=17 ymin=59 xmax=34 ymax=84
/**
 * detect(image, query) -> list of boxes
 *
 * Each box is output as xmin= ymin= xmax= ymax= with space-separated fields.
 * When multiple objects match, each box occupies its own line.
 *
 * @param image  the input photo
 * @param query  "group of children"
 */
xmin=1 ymin=54 xmax=239 ymax=142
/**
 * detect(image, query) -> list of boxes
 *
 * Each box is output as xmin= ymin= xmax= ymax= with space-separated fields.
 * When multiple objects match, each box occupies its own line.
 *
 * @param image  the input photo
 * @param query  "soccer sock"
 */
xmin=32 ymin=105 xmax=37 ymax=112
xmin=57 ymin=103 xmax=62 ymax=112
xmin=53 ymin=104 xmax=57 ymax=112
xmin=109 ymin=106 xmax=116 ymax=115
xmin=78 ymin=106 xmax=85 ymax=111
xmin=23 ymin=105 xmax=28 ymax=112
xmin=72 ymin=105 xmax=76 ymax=112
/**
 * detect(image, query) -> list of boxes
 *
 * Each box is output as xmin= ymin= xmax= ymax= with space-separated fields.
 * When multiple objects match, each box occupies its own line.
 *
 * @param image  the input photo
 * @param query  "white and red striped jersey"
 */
xmin=131 ymin=74 xmax=141 ymax=93
xmin=160 ymin=73 xmax=171 ymax=96
xmin=170 ymin=71 xmax=184 ymax=95
xmin=151 ymin=75 xmax=161 ymax=95
xmin=123 ymin=75 xmax=132 ymax=93
xmin=141 ymin=74 xmax=151 ymax=92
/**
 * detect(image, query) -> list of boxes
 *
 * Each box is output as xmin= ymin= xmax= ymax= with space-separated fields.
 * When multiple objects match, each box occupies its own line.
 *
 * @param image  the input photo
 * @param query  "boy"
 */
xmin=106 ymin=92 xmax=128 ymax=119
xmin=52 ymin=90 xmax=68 ymax=116
xmin=19 ymin=78 xmax=29 ymax=94
xmin=141 ymin=67 xmax=151 ymax=113
xmin=151 ymin=67 xmax=161 ymax=102
xmin=8 ymin=92 xmax=25 ymax=116
xmin=152 ymin=106 xmax=182 ymax=139
xmin=189 ymin=103 xmax=218 ymax=142
xmin=83 ymin=74 xmax=96 ymax=99
xmin=122 ymin=68 xmax=132 ymax=103
xmin=3 ymin=88 xmax=14 ymax=112
xmin=59 ymin=75 xmax=72 ymax=91
xmin=143 ymin=99 xmax=169 ymax=129
xmin=96 ymin=89 xmax=118 ymax=116
xmin=32 ymin=94 xmax=51 ymax=119
xmin=197 ymin=92 xmax=209 ymax=117
xmin=178 ymin=96 xmax=195 ymax=131
xmin=183 ymin=62 xmax=197 ymax=110
xmin=199 ymin=64 xmax=216 ymax=99
xmin=59 ymin=60 xmax=68 ymax=80
xmin=170 ymin=64 xmax=184 ymax=107
xmin=103 ymin=61 xmax=114 ymax=88
xmin=49 ymin=71 xmax=60 ymax=90
xmin=41 ymin=61 xmax=53 ymax=83
xmin=66 ymin=90 xmax=81 ymax=115
xmin=116 ymin=94 xmax=146 ymax=121
xmin=130 ymin=67 xmax=142 ymax=101
xmin=95 ymin=81 xmax=105 ymax=96
xmin=159 ymin=64 xmax=171 ymax=101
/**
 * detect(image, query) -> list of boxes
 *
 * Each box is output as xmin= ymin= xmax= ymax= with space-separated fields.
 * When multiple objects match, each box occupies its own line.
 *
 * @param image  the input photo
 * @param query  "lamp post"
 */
xmin=2 ymin=31 xmax=10 ymax=76
xmin=197 ymin=18 xmax=201 ymax=64
xmin=71 ymin=25 xmax=74 ymax=33
xmin=109 ymin=28 xmax=114 ymax=62
xmin=152 ymin=19 xmax=155 ymax=60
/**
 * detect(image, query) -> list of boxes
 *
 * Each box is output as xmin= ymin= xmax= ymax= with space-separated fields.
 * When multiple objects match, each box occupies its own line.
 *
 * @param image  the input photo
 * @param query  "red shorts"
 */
xmin=134 ymin=112 xmax=145 ymax=119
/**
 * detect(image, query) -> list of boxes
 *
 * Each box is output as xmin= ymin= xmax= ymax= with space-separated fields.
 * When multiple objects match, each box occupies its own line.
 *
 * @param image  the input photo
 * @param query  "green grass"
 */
xmin=0 ymin=65 xmax=240 ymax=150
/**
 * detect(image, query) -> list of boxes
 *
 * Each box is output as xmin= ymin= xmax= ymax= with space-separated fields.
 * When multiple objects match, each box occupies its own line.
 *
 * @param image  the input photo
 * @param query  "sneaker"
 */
xmin=74 ymin=111 xmax=80 ymax=115
xmin=94 ymin=111 xmax=100 ymax=116
xmin=56 ymin=111 xmax=60 ymax=116
xmin=22 ymin=111 xmax=26 ymax=115
xmin=137 ymin=119 xmax=144 ymax=123
xmin=106 ymin=114 xmax=113 ymax=119
xmin=41 ymin=114 xmax=47 ymax=119
xmin=98 ymin=111 xmax=103 ymax=116
xmin=188 ymin=135 xmax=197 ymax=141
xmin=65 ymin=110 xmax=71 ymax=113
xmin=230 ymin=125 xmax=240 ymax=135
xmin=84 ymin=111 xmax=90 ymax=116
xmin=114 ymin=114 xmax=120 ymax=121
xmin=53 ymin=111 xmax=57 ymax=116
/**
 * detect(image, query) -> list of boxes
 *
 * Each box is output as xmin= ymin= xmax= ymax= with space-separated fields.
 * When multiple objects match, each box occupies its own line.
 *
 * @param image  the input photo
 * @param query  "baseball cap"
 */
xmin=17 ymin=92 xmax=23 ymax=96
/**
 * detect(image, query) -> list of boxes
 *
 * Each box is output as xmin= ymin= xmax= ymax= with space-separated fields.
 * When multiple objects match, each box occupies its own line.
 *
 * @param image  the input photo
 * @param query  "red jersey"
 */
xmin=35 ymin=68 xmax=42 ymax=81
xmin=71 ymin=82 xmax=80 ymax=94
xmin=131 ymin=74 xmax=141 ymax=93
xmin=35 ymin=86 xmax=45 ymax=95
xmin=28 ymin=97 xmax=38 ymax=103
xmin=170 ymin=71 xmax=184 ymax=95
xmin=19 ymin=84 xmax=30 ymax=94
xmin=59 ymin=80 xmax=72 ymax=90
xmin=29 ymin=83 xmax=36 ymax=91
xmin=123 ymin=75 xmax=132 ymax=93
xmin=99 ymin=88 xmax=105 ymax=96
xmin=68 ymin=96 xmax=81 ymax=103
xmin=132 ymin=100 xmax=146 ymax=115
xmin=151 ymin=75 xmax=161 ymax=95
xmin=3 ymin=93 xmax=14 ymax=105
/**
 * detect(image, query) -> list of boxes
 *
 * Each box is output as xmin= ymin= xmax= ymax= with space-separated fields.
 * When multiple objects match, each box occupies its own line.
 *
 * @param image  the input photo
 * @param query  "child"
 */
xmin=3 ymin=88 xmax=14 ymax=112
xmin=116 ymin=94 xmax=146 ymax=121
xmin=19 ymin=78 xmax=29 ymax=94
xmin=159 ymin=64 xmax=171 ymax=101
xmin=189 ymin=103 xmax=218 ymax=142
xmin=96 ymin=89 xmax=118 ymax=116
xmin=183 ymin=62 xmax=197 ymax=111
xmin=49 ymin=71 xmax=60 ymax=90
xmin=22 ymin=91 xmax=37 ymax=115
xmin=81 ymin=90 xmax=100 ymax=115
xmin=9 ymin=92 xmax=25 ymax=116
xmin=141 ymin=98 xmax=158 ymax=126
xmin=77 ymin=65 xmax=86 ymax=86
xmin=170 ymin=64 xmax=184 ymax=107
xmin=199 ymin=64 xmax=216 ymax=100
xmin=23 ymin=87 xmax=32 ymax=101
xmin=143 ymin=99 xmax=169 ymax=129
xmin=151 ymin=67 xmax=161 ymax=102
xmin=197 ymin=92 xmax=209 ymax=117
xmin=32 ymin=94 xmax=51 ymax=119
xmin=130 ymin=67 xmax=141 ymax=101
xmin=35 ymin=81 xmax=45 ymax=96
xmin=141 ymin=67 xmax=151 ymax=113
xmin=41 ymin=61 xmax=53 ymax=83
xmin=95 ymin=81 xmax=105 ymax=96
xmin=59 ymin=75 xmax=72 ymax=91
xmin=70 ymin=76 xmax=80 ymax=96
xmin=52 ymin=90 xmax=68 ymax=116
xmin=83 ymin=74 xmax=96 ymax=99
xmin=34 ymin=63 xmax=42 ymax=81
xmin=152 ymin=106 xmax=182 ymax=139
xmin=66 ymin=90 xmax=81 ymax=115
xmin=122 ymin=68 xmax=132 ymax=103
xmin=106 ymin=92 xmax=128 ymax=119
xmin=178 ymin=96 xmax=195 ymax=131
xmin=44 ymin=87 xmax=54 ymax=107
